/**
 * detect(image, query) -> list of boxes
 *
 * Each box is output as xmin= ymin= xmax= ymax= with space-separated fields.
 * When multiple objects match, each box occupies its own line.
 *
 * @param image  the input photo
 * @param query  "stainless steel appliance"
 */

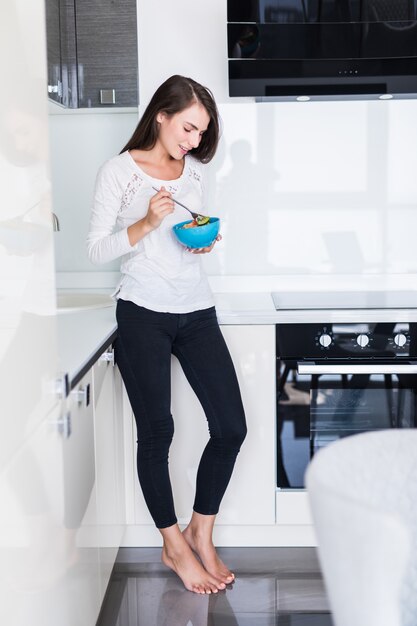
xmin=273 ymin=291 xmax=417 ymax=489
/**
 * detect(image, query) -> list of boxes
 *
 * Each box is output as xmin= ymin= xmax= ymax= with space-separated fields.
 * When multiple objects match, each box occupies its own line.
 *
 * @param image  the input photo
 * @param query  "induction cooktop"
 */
xmin=271 ymin=291 xmax=417 ymax=311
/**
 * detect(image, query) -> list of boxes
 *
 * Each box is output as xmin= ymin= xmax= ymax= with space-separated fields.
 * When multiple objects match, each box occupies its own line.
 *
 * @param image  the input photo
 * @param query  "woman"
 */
xmin=87 ymin=75 xmax=247 ymax=595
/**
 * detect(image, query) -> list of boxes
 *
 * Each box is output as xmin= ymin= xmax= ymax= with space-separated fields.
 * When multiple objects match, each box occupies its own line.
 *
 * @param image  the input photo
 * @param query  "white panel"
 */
xmin=0 ymin=3 xmax=61 ymax=624
xmin=276 ymin=491 xmax=313 ymax=525
xmin=270 ymin=101 xmax=368 ymax=194
xmin=201 ymin=99 xmax=417 ymax=278
xmin=0 ymin=0 xmax=58 ymax=444
xmin=48 ymin=110 xmax=139 ymax=272
xmin=387 ymin=100 xmax=417 ymax=205
xmin=65 ymin=368 xmax=101 ymax=624
xmin=215 ymin=325 xmax=276 ymax=524
xmin=122 ymin=522 xmax=318 ymax=547
xmin=136 ymin=0 xmax=229 ymax=105
xmin=203 ymin=99 xmax=401 ymax=277
xmin=132 ymin=325 xmax=276 ymax=526
xmin=0 ymin=397 xmax=101 ymax=626
xmin=93 ymin=359 xmax=126 ymax=598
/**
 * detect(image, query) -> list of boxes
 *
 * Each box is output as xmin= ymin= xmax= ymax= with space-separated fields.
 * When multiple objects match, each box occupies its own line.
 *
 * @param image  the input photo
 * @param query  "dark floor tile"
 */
xmin=115 ymin=547 xmax=323 ymax=576
xmin=209 ymin=577 xmax=276 ymax=614
xmin=97 ymin=548 xmax=332 ymax=626
xmin=277 ymin=615 xmax=334 ymax=625
xmin=213 ymin=614 xmax=275 ymax=625
xmin=276 ymin=579 xmax=330 ymax=612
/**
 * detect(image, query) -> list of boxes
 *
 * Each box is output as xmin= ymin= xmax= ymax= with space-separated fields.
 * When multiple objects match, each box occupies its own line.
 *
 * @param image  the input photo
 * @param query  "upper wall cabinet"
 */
xmin=45 ymin=0 xmax=138 ymax=108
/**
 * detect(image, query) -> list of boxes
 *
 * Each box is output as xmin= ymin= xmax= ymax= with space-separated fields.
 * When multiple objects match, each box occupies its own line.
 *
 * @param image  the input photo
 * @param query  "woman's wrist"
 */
xmin=127 ymin=218 xmax=154 ymax=246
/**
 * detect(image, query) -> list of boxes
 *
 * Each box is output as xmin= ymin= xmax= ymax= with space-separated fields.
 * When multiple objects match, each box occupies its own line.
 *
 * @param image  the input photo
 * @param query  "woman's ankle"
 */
xmin=188 ymin=511 xmax=216 ymax=532
xmin=184 ymin=521 xmax=214 ymax=549
xmin=161 ymin=525 xmax=190 ymax=556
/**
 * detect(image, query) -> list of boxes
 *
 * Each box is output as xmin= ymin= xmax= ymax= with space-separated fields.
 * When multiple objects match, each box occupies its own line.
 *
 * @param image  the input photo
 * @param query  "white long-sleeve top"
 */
xmin=87 ymin=151 xmax=214 ymax=313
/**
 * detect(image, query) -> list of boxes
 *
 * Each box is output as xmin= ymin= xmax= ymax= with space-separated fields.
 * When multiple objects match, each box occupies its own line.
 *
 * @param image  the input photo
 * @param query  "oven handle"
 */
xmin=297 ymin=361 xmax=417 ymax=375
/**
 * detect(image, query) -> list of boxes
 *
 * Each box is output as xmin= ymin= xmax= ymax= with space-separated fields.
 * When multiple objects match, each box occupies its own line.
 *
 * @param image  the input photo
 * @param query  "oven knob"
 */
xmin=357 ymin=334 xmax=369 ymax=348
xmin=319 ymin=333 xmax=332 ymax=348
xmin=394 ymin=333 xmax=407 ymax=347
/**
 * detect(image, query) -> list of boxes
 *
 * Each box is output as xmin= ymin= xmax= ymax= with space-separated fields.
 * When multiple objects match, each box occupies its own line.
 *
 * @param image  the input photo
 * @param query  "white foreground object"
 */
xmin=306 ymin=429 xmax=417 ymax=626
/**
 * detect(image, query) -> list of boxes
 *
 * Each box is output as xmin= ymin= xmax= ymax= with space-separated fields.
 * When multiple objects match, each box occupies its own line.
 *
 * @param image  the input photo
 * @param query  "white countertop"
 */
xmin=216 ymin=292 xmax=417 ymax=324
xmin=57 ymin=305 xmax=117 ymax=386
xmin=57 ymin=286 xmax=417 ymax=386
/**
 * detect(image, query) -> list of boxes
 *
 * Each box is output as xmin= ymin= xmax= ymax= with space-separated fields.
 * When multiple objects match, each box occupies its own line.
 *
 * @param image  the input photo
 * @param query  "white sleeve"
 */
xmin=86 ymin=162 xmax=135 ymax=265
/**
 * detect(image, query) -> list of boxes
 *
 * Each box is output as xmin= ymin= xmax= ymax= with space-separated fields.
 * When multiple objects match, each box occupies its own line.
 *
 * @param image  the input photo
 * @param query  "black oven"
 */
xmin=276 ymin=321 xmax=417 ymax=489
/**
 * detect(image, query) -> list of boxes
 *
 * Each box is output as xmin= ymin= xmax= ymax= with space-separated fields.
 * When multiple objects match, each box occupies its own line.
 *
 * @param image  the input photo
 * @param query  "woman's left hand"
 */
xmin=186 ymin=234 xmax=222 ymax=254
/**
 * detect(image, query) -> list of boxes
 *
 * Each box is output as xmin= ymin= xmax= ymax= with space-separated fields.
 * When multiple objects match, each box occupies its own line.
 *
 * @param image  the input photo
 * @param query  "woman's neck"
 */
xmin=129 ymin=147 xmax=185 ymax=180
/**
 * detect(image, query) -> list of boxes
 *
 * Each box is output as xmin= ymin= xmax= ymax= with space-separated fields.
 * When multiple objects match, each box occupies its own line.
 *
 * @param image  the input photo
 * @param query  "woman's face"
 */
xmin=156 ymin=101 xmax=210 ymax=159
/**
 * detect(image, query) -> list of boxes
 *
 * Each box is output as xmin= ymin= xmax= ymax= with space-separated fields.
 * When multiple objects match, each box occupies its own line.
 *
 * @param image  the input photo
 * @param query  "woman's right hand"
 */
xmin=144 ymin=186 xmax=175 ymax=231
xmin=127 ymin=187 xmax=175 ymax=246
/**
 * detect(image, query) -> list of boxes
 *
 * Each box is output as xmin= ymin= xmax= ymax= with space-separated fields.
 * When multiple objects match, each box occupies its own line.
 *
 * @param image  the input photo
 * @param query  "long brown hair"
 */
xmin=120 ymin=75 xmax=220 ymax=163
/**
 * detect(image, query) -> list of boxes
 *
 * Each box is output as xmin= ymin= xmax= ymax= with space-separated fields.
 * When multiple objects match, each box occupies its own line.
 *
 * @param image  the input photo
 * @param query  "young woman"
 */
xmin=87 ymin=75 xmax=247 ymax=595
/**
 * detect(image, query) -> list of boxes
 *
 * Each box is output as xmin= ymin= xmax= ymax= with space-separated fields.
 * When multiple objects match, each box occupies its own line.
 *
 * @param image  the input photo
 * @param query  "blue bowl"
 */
xmin=172 ymin=217 xmax=220 ymax=249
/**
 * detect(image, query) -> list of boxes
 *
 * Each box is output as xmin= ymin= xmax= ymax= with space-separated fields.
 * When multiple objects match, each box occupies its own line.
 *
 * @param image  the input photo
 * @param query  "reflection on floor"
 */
xmin=97 ymin=547 xmax=333 ymax=626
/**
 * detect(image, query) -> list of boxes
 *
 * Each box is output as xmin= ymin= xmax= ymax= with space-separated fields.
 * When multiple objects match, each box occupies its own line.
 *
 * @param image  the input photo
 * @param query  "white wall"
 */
xmin=51 ymin=0 xmax=417 ymax=278
xmin=203 ymin=99 xmax=417 ymax=276
xmin=137 ymin=0 xmax=417 ymax=278
xmin=136 ymin=0 xmax=230 ymax=106
xmin=49 ymin=107 xmax=138 ymax=272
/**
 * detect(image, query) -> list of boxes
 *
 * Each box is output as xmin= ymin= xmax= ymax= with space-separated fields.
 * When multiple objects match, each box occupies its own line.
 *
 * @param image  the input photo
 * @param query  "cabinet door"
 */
xmin=93 ymin=352 xmax=126 ymax=598
xmin=0 ymin=388 xmax=101 ymax=626
xmin=1 ymin=0 xmax=59 ymax=457
xmin=0 ymin=403 xmax=66 ymax=626
xmin=75 ymin=0 xmax=138 ymax=107
xmin=0 ymin=3 xmax=65 ymax=624
xmin=133 ymin=325 xmax=276 ymax=526
xmin=65 ymin=369 xmax=101 ymax=623
xmin=45 ymin=0 xmax=62 ymax=103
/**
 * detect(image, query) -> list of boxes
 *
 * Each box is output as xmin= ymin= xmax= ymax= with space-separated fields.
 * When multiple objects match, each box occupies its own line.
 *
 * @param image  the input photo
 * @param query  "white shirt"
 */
xmin=87 ymin=151 xmax=215 ymax=313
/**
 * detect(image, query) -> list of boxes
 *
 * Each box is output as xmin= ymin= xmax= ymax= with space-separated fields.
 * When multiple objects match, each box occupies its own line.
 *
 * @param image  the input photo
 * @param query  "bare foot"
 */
xmin=161 ymin=542 xmax=226 ymax=594
xmin=183 ymin=525 xmax=235 ymax=585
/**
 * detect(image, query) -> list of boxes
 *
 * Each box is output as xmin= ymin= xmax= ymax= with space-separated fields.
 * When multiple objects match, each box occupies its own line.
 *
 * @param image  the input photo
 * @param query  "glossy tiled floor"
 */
xmin=97 ymin=548 xmax=333 ymax=626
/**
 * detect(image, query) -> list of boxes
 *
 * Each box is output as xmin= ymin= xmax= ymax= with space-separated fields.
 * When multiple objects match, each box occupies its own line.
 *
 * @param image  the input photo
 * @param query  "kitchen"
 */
xmin=2 ymin=0 xmax=417 ymax=625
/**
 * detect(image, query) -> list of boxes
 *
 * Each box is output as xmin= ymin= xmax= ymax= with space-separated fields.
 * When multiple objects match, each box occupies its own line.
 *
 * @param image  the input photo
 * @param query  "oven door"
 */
xmin=277 ymin=359 xmax=417 ymax=489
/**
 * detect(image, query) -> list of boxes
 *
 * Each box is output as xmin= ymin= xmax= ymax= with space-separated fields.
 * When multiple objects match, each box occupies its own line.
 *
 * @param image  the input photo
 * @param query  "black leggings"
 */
xmin=115 ymin=299 xmax=247 ymax=529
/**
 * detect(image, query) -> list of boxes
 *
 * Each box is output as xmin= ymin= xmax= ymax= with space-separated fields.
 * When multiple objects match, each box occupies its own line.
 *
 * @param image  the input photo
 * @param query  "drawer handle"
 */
xmin=99 ymin=349 xmax=114 ymax=365
xmin=71 ymin=383 xmax=90 ymax=407
xmin=50 ymin=412 xmax=72 ymax=439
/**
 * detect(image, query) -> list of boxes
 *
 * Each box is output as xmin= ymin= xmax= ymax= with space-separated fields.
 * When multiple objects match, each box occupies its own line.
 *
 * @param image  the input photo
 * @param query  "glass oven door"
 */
xmin=277 ymin=360 xmax=417 ymax=489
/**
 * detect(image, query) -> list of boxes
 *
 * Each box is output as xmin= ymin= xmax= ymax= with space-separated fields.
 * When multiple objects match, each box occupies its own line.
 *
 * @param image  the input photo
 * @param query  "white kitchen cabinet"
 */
xmin=0 ymin=374 xmax=102 ymax=626
xmin=93 ymin=348 xmax=126 ymax=599
xmin=131 ymin=325 xmax=276 ymax=528
xmin=65 ymin=368 xmax=102 ymax=624
xmin=0 ymin=403 xmax=66 ymax=626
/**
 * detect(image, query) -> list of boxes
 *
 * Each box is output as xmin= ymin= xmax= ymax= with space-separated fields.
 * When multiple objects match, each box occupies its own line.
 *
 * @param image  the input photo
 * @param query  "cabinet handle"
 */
xmin=99 ymin=349 xmax=115 ymax=366
xmin=297 ymin=361 xmax=417 ymax=375
xmin=55 ymin=372 xmax=70 ymax=399
xmin=71 ymin=383 xmax=90 ymax=407
xmin=47 ymin=80 xmax=62 ymax=97
xmin=50 ymin=411 xmax=72 ymax=439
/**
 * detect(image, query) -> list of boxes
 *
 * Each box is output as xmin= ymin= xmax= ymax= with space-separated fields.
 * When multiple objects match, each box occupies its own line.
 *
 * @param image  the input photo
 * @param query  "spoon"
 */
xmin=152 ymin=186 xmax=209 ymax=224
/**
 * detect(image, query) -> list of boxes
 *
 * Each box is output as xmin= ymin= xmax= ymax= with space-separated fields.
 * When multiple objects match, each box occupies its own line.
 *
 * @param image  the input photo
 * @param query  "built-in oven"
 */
xmin=273 ymin=292 xmax=417 ymax=490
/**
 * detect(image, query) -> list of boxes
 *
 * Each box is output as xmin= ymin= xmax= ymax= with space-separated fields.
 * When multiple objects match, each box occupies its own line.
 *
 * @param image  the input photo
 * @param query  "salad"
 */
xmin=182 ymin=216 xmax=210 ymax=228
